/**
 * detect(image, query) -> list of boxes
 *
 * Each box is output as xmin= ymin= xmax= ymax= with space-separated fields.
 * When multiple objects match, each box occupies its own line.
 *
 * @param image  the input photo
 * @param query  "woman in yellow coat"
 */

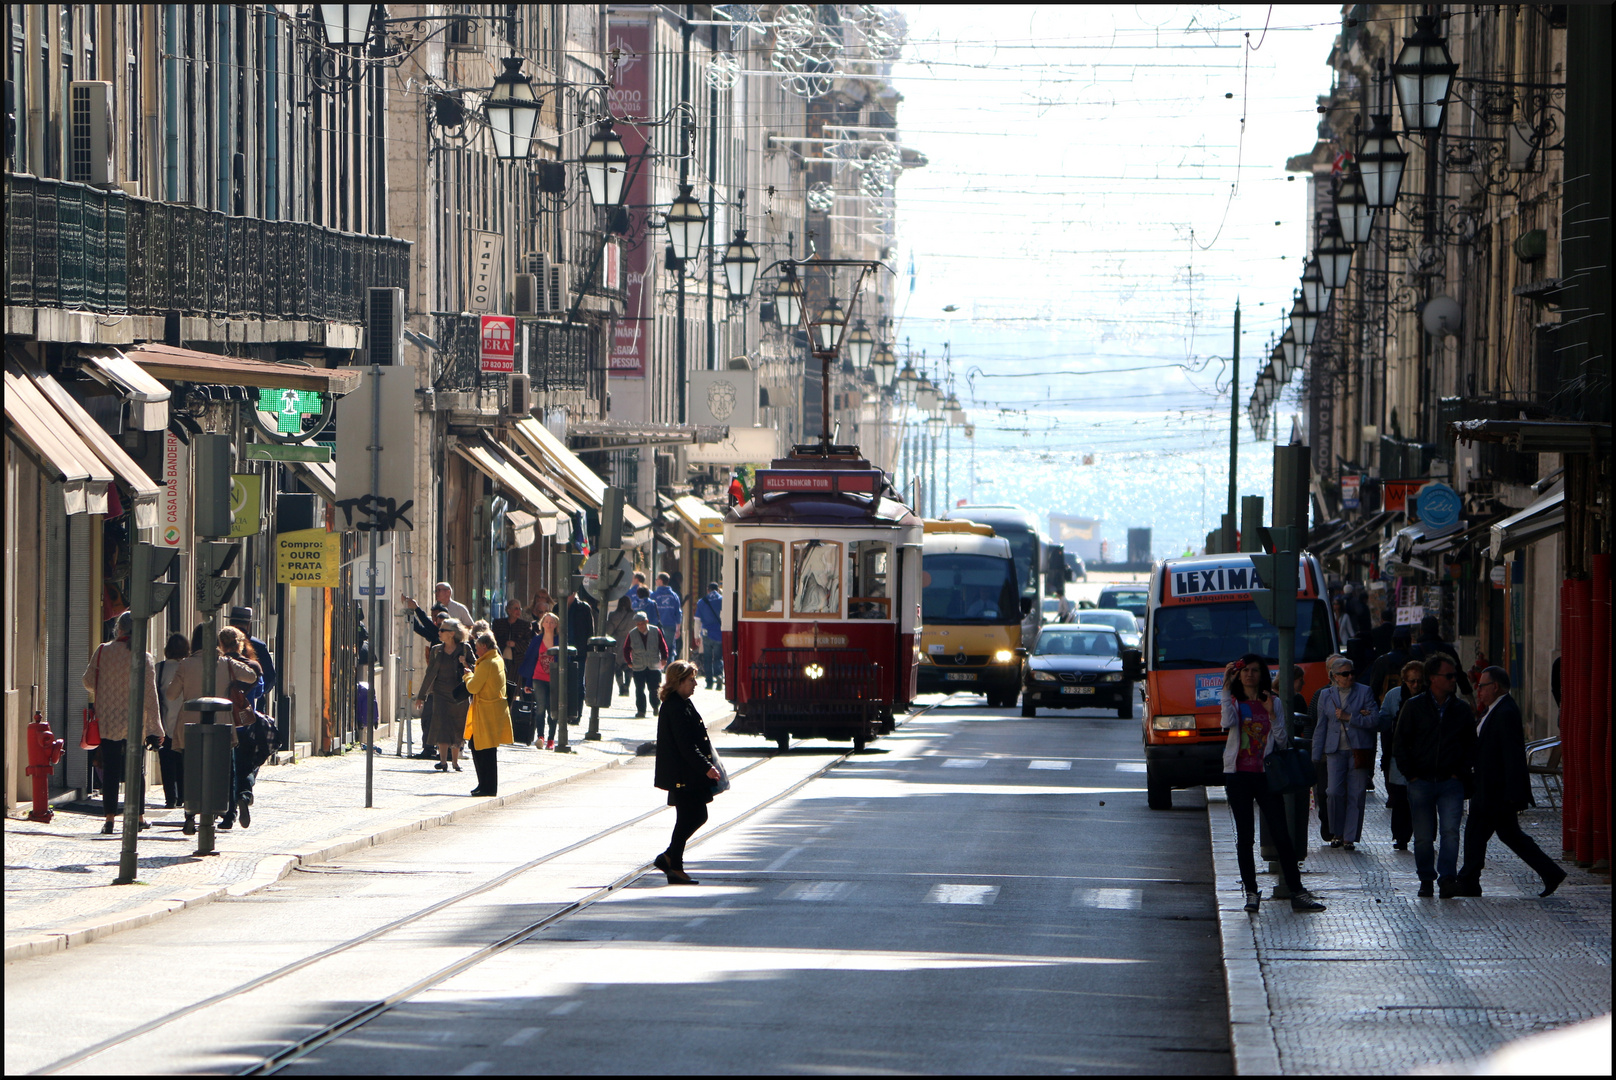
xmin=463 ymin=630 xmax=513 ymax=796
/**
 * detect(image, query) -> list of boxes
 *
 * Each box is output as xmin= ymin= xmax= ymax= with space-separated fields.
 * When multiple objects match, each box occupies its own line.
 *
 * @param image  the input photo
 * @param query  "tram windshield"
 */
xmin=922 ymin=554 xmax=1020 ymax=625
xmin=791 ymin=539 xmax=842 ymax=616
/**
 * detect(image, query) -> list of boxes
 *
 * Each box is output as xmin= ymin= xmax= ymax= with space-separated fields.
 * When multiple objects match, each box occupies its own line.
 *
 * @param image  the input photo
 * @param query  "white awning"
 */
xmin=31 ymin=372 xmax=163 ymax=531
xmin=1490 ymin=487 xmax=1566 ymax=560
xmin=290 ymin=459 xmax=338 ymax=503
xmin=509 ymin=417 xmax=607 ymax=509
xmin=75 ymin=346 xmax=171 ymax=431
xmin=4 ymin=368 xmax=111 ymax=516
xmin=452 ymin=438 xmax=560 ymax=532
xmin=672 ymin=495 xmax=724 ymax=551
xmin=505 ymin=509 xmax=538 ymax=550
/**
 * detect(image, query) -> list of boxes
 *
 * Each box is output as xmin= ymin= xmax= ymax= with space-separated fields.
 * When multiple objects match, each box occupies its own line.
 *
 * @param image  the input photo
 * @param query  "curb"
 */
xmin=1206 ymin=787 xmax=1284 ymax=1076
xmin=4 ymin=711 xmax=733 ymax=965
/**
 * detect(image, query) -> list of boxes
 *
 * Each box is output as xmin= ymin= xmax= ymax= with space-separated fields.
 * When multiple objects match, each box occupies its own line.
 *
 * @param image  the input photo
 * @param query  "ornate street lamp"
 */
xmin=1280 ymin=328 xmax=1304 ymax=375
xmin=316 ymin=4 xmax=376 ymax=47
xmin=944 ymin=392 xmax=966 ymax=426
xmin=871 ymin=342 xmax=898 ymax=389
xmin=581 ymin=121 xmax=629 ymax=207
xmin=774 ymin=267 xmax=804 ymax=328
xmin=1335 ymin=167 xmax=1375 ymax=247
xmin=916 ymin=376 xmax=941 ymax=415
xmin=1289 ymin=291 xmax=1318 ymax=348
xmin=925 ymin=412 xmax=946 ymax=439
xmin=485 ymin=57 xmax=541 ymax=161
xmin=845 ymin=320 xmax=875 ymax=368
xmin=1315 ymin=217 xmax=1355 ymax=290
xmin=1392 ymin=15 xmax=1457 ymax=136
xmin=721 ymin=230 xmax=760 ymax=300
xmin=1300 ymin=258 xmax=1331 ymax=320
xmin=809 ymin=297 xmax=848 ymax=356
xmin=1271 ymin=338 xmax=1294 ymax=384
xmin=666 ymin=184 xmax=707 ymax=262
xmin=896 ymin=359 xmax=920 ymax=402
xmin=1356 ymin=114 xmax=1408 ymax=210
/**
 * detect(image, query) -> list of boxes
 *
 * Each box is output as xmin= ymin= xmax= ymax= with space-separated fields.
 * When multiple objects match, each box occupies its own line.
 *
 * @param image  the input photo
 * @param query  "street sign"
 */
xmin=358 ymin=542 xmax=394 ymax=597
xmin=579 ymin=548 xmax=632 ymax=604
xmin=244 ymin=443 xmax=332 ymax=462
xmin=1416 ymin=480 xmax=1461 ymax=536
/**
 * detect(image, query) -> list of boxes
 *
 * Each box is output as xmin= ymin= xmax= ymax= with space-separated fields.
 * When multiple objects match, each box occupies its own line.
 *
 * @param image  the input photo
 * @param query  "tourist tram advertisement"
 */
xmin=917 ymin=520 xmax=1024 ymax=706
xmin=721 ymin=445 xmax=924 ymax=751
xmin=1140 ymin=551 xmax=1338 ymax=810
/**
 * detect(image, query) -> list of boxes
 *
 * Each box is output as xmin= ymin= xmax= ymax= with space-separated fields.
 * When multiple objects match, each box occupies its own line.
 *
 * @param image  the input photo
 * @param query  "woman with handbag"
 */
xmin=1222 ymin=653 xmax=1326 ymax=913
xmin=414 ymin=619 xmax=471 ymax=773
xmin=652 ymin=660 xmax=721 ymax=885
xmin=1310 ymin=655 xmax=1379 ymax=850
xmin=81 ymin=612 xmax=165 ymax=834
xmin=519 ymin=612 xmax=562 ymax=750
xmin=462 ymin=631 xmax=513 ymax=797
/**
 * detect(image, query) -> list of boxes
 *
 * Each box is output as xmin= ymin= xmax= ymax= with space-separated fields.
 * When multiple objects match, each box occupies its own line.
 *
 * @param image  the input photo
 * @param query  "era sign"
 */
xmin=480 ymin=315 xmax=517 ymax=374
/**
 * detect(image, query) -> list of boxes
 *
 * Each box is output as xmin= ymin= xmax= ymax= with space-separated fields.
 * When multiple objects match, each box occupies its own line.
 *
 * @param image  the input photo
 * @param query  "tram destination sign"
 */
xmin=756 ymin=470 xmax=880 ymax=494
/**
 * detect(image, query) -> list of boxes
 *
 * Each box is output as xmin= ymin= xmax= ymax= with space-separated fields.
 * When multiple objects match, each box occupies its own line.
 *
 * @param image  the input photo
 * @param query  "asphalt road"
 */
xmin=7 ymin=690 xmax=1228 ymax=1076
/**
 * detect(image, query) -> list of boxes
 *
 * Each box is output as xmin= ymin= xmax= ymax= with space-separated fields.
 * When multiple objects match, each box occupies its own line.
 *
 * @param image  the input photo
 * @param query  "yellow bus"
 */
xmin=918 ymin=520 xmax=1024 ymax=707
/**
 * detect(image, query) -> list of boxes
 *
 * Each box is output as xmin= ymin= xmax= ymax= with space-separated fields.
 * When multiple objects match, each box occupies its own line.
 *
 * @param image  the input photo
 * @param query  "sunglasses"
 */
xmin=1335 ymin=669 xmax=1355 ymax=677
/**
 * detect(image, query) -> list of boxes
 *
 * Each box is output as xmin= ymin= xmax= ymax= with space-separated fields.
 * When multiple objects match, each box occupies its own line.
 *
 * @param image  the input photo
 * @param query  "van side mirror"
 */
xmin=1020 ymin=597 xmax=1034 ymax=616
xmin=1121 ymin=649 xmax=1145 ymax=680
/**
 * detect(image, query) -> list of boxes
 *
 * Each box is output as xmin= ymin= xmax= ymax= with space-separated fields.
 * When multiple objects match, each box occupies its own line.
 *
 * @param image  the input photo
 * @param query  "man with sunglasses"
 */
xmin=1393 ymin=653 xmax=1476 ymax=897
xmin=1454 ymin=667 xmax=1568 ymax=898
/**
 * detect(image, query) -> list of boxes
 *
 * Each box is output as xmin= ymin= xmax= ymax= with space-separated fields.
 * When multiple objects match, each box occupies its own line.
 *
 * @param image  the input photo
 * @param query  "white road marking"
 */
xmin=1113 ymin=762 xmax=1147 ymax=772
xmin=685 ymin=917 xmax=709 ymax=927
xmin=501 ymin=1027 xmax=543 ymax=1047
xmin=547 ymin=1000 xmax=583 ymax=1016
xmin=764 ymin=846 xmax=805 ymax=871
xmin=454 ymin=1062 xmax=492 ymax=1075
xmin=1028 ymin=759 xmax=1072 ymax=770
xmin=942 ymin=758 xmax=987 ymax=768
xmin=780 ymin=881 xmax=851 ymax=901
xmin=926 ymin=883 xmax=1000 ymax=905
xmin=1072 ymin=887 xmax=1142 ymax=910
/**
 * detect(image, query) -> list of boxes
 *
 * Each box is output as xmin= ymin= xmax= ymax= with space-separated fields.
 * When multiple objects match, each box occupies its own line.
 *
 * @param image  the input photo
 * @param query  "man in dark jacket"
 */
xmin=1410 ymin=616 xmax=1472 ymax=695
xmin=1455 ymin=667 xmax=1567 ymax=897
xmin=1393 ymin=652 xmax=1476 ymax=897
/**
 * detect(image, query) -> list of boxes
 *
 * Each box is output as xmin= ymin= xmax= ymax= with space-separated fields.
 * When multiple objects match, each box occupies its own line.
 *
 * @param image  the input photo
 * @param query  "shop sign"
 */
xmin=479 ymin=314 xmax=517 ymax=374
xmin=1383 ymin=480 xmax=1424 ymax=514
xmin=228 ymin=473 xmax=262 ymax=538
xmin=160 ymin=431 xmax=188 ymax=549
xmin=1395 ymin=605 xmax=1423 ymax=626
xmin=276 ymin=529 xmax=340 ymax=587
xmin=469 ymin=230 xmax=503 ymax=313
xmin=1341 ymin=473 xmax=1361 ymax=510
xmin=1417 ymin=481 xmax=1461 ymax=536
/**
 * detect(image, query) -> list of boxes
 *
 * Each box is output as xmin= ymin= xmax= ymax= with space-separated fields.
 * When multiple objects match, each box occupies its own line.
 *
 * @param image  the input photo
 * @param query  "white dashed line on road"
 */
xmin=780 ymin=881 xmax=852 ymax=901
xmin=1028 ymin=760 xmax=1072 ymax=770
xmin=1114 ymin=762 xmax=1147 ymax=772
xmin=1072 ymin=887 xmax=1142 ymax=910
xmin=548 ymin=1000 xmax=583 ymax=1016
xmin=501 ymin=1027 xmax=544 ymax=1047
xmin=764 ymin=846 xmax=805 ymax=871
xmin=926 ymin=884 xmax=1001 ymax=905
xmin=942 ymin=758 xmax=987 ymax=768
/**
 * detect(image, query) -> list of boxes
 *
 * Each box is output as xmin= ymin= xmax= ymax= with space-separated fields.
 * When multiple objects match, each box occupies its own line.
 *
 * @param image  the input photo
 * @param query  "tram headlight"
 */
xmin=1032 ymin=670 xmax=1058 ymax=682
xmin=803 ymin=663 xmax=825 ymax=680
xmin=993 ymin=649 xmax=1015 ymax=663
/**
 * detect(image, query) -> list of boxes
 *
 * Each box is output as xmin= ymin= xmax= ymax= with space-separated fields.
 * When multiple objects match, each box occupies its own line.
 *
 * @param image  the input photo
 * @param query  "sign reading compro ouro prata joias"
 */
xmin=1168 ymin=560 xmax=1308 ymax=602
xmin=480 ymin=315 xmax=516 ymax=374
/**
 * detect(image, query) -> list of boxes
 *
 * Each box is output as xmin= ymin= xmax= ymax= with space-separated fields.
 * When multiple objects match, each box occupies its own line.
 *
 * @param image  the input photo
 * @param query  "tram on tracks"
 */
xmin=721 ymin=442 xmax=924 ymax=750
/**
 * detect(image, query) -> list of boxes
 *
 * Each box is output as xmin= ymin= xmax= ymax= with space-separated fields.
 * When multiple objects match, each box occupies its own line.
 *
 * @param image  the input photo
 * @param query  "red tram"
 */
xmin=721 ymin=443 xmax=924 ymax=750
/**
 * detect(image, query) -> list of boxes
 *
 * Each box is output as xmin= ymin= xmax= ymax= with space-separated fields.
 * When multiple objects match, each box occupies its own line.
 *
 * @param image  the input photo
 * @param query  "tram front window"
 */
xmin=745 ymin=539 xmax=784 ymax=615
xmin=849 ymin=540 xmax=891 ymax=619
xmin=791 ymin=539 xmax=842 ymax=616
xmin=922 ymin=554 xmax=1019 ymax=624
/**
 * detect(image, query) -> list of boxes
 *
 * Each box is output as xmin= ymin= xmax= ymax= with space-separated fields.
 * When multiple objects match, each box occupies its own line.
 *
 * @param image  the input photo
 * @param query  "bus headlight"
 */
xmin=804 ymin=663 xmax=825 ymax=680
xmin=1100 ymin=673 xmax=1123 ymax=683
xmin=993 ymin=649 xmax=1015 ymax=663
xmin=1032 ymin=670 xmax=1058 ymax=682
xmin=1152 ymin=714 xmax=1196 ymax=731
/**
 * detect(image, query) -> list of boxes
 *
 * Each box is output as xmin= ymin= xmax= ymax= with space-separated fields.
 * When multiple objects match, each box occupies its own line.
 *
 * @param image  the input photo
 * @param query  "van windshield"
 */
xmin=1151 ymin=599 xmax=1333 ymax=669
xmin=923 ymin=554 xmax=1020 ymax=624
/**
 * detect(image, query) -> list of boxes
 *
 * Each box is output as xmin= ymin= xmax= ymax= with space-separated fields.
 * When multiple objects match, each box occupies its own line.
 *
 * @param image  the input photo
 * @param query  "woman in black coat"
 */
xmin=653 ymin=660 xmax=720 ymax=884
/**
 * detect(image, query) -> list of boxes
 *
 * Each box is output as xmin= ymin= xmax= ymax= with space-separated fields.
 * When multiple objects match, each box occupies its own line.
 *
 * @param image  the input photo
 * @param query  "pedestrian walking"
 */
xmin=216 ymin=626 xmax=266 ymax=830
xmin=1377 ymin=659 xmax=1424 ymax=850
xmin=1410 ymin=616 xmax=1472 ymax=696
xmin=414 ymin=619 xmax=472 ymax=773
xmin=463 ymin=631 xmax=512 ymax=797
xmin=1304 ymin=656 xmax=1343 ymax=843
xmin=402 ymin=597 xmax=448 ymax=645
xmin=530 ymin=588 xmax=554 ymax=618
xmin=605 ymin=595 xmax=637 ymax=697
xmin=566 ymin=590 xmax=594 ymax=721
xmin=1311 ymin=656 xmax=1379 ymax=851
xmin=227 ymin=607 xmax=277 ymax=712
xmin=433 ymin=581 xmax=474 ymax=627
xmin=81 ymin=612 xmax=165 ymax=833
xmin=1220 ymin=654 xmax=1326 ymax=913
xmin=695 ymin=582 xmax=724 ymax=689
xmin=1455 ymin=667 xmax=1567 ymax=897
xmin=519 ymin=612 xmax=561 ymax=749
xmin=1367 ymin=628 xmax=1412 ymax=702
xmin=493 ymin=599 xmax=533 ymax=669
xmin=651 ymin=573 xmax=682 ymax=659
xmin=1393 ymin=652 xmax=1476 ymax=898
xmin=154 ymin=632 xmax=190 ymax=809
xmin=653 ymin=660 xmax=720 ymax=885
xmin=167 ymin=628 xmax=259 ymax=835
xmin=622 ymin=611 xmax=669 ymax=718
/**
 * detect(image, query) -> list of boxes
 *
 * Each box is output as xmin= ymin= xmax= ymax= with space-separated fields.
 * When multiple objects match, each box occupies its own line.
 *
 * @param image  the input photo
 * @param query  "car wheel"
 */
xmin=1020 ymin=695 xmax=1035 ymax=718
xmin=1146 ymin=768 xmax=1172 ymax=810
xmin=1116 ymin=701 xmax=1132 ymax=719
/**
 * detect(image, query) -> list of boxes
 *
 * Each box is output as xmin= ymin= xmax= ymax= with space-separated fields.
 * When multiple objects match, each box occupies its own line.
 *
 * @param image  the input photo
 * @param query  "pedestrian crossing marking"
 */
xmin=926 ymin=883 xmax=1000 ymax=905
xmin=501 ymin=1027 xmax=544 ymax=1047
xmin=780 ymin=881 xmax=852 ymax=901
xmin=1028 ymin=759 xmax=1072 ymax=770
xmin=1072 ymin=887 xmax=1142 ymax=910
xmin=942 ymin=758 xmax=987 ymax=768
xmin=1114 ymin=762 xmax=1147 ymax=772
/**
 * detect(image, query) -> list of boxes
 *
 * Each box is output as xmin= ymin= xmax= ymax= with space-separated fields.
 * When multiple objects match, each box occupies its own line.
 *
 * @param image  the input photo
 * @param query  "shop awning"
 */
xmin=290 ymin=459 xmax=338 ymax=503
xmin=4 ymin=368 xmax=111 ymax=516
xmin=568 ymin=419 xmax=708 ymax=449
xmin=73 ymin=346 xmax=171 ymax=431
xmin=1411 ymin=514 xmax=1507 ymax=559
xmin=509 ymin=415 xmax=653 ymax=536
xmin=492 ymin=438 xmax=583 ymax=518
xmin=1452 ymin=419 xmax=1611 ymax=455
xmin=126 ymin=343 xmax=362 ymax=396
xmin=1490 ymin=487 xmax=1566 ymax=560
xmin=31 ymin=372 xmax=162 ymax=531
xmin=505 ymin=509 xmax=539 ymax=550
xmin=672 ymin=495 xmax=725 ymax=551
xmin=452 ymin=437 xmax=560 ymax=532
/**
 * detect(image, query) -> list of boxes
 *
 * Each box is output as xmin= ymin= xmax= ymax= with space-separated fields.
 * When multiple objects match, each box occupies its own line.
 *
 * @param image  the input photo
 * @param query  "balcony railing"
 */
xmin=5 ymin=173 xmax=410 ymax=324
xmin=435 ymin=313 xmax=601 ymax=399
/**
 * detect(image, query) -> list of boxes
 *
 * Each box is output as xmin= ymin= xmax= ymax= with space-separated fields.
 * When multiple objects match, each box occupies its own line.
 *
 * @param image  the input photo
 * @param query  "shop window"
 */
xmin=791 ymin=539 xmax=841 ymax=617
xmin=744 ymin=538 xmax=783 ymax=616
xmin=848 ymin=540 xmax=891 ymax=619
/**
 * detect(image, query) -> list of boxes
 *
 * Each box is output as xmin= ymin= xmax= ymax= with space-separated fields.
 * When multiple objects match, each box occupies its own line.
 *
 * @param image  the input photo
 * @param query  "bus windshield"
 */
xmin=1151 ymin=599 xmax=1334 ymax=670
xmin=923 ymin=554 xmax=1020 ymax=624
xmin=996 ymin=527 xmax=1038 ymax=601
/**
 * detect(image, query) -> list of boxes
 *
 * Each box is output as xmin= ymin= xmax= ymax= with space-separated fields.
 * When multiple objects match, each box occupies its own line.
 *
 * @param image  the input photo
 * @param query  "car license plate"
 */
xmin=944 ymin=672 xmax=977 ymax=681
xmin=1060 ymin=686 xmax=1095 ymax=695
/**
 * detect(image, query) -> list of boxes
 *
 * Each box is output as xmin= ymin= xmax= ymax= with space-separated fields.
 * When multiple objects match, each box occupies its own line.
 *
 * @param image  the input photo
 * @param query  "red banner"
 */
xmin=1383 ymin=479 xmax=1423 ymax=514
xmin=479 ymin=315 xmax=516 ymax=374
xmin=608 ymin=20 xmax=651 ymax=379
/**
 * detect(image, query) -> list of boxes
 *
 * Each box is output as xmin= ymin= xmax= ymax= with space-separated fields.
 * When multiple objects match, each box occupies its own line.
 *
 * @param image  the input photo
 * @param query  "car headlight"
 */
xmin=1032 ymin=670 xmax=1058 ymax=682
xmin=993 ymin=649 xmax=1015 ymax=663
xmin=1152 ymin=714 xmax=1196 ymax=731
xmin=1100 ymin=673 xmax=1123 ymax=683
xmin=917 ymin=653 xmax=932 ymax=664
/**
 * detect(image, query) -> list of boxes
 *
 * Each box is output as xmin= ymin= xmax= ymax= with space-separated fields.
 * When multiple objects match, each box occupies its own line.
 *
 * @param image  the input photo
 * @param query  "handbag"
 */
xmin=1351 ymin=746 xmax=1376 ymax=770
xmin=1264 ymin=746 xmax=1316 ymax=796
xmin=80 ymin=703 xmax=102 ymax=749
xmin=708 ymin=749 xmax=731 ymax=796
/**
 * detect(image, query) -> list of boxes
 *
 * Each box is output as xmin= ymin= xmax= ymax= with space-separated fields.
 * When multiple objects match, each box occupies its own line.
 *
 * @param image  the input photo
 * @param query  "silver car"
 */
xmin=1072 ymin=607 xmax=1141 ymax=651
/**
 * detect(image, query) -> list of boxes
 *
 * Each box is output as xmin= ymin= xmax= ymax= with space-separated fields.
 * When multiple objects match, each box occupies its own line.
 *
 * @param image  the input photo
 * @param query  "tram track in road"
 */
xmin=29 ymin=698 xmax=952 ymax=1078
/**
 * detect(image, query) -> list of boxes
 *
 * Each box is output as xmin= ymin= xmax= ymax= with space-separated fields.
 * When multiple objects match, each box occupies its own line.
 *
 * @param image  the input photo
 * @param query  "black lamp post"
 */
xmin=1357 ymin=114 xmax=1409 ymax=210
xmin=581 ymin=120 xmax=628 ymax=207
xmin=485 ymin=57 xmax=541 ymax=161
xmin=1392 ymin=15 xmax=1457 ymax=136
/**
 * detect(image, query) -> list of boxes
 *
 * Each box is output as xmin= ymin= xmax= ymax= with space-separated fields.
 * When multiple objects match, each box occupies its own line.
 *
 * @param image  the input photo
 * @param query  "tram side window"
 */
xmin=791 ymin=539 xmax=842 ymax=616
xmin=744 ymin=540 xmax=785 ymax=616
xmin=848 ymin=540 xmax=891 ymax=619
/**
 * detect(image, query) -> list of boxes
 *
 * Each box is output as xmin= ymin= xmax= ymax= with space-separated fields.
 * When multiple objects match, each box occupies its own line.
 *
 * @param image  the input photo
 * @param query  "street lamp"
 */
xmin=871 ymin=342 xmax=897 ymax=389
xmin=846 ymin=320 xmax=875 ymax=368
xmin=1280 ymin=327 xmax=1304 ymax=375
xmin=315 ymin=4 xmax=376 ymax=47
xmin=775 ymin=268 xmax=804 ymax=328
xmin=1271 ymin=338 xmax=1294 ymax=384
xmin=944 ymin=392 xmax=966 ymax=426
xmin=1315 ymin=217 xmax=1355 ymax=290
xmin=581 ymin=121 xmax=629 ymax=207
xmin=1335 ymin=167 xmax=1375 ymax=247
xmin=809 ymin=297 xmax=848 ymax=356
xmin=1392 ymin=15 xmax=1457 ymax=136
xmin=721 ymin=230 xmax=760 ymax=300
xmin=916 ymin=376 xmax=940 ymax=415
xmin=1289 ymin=291 xmax=1318 ymax=348
xmin=896 ymin=359 xmax=920 ymax=402
xmin=485 ymin=57 xmax=541 ymax=161
xmin=1357 ymin=114 xmax=1408 ymax=210
xmin=666 ymin=183 xmax=707 ymax=262
xmin=1300 ymin=258 xmax=1331 ymax=319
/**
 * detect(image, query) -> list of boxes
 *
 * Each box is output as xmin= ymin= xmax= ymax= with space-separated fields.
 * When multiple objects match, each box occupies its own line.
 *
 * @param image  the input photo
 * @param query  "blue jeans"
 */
xmin=1407 ymin=777 xmax=1466 ymax=882
xmin=701 ymin=637 xmax=723 ymax=686
xmin=1323 ymin=751 xmax=1369 ymax=843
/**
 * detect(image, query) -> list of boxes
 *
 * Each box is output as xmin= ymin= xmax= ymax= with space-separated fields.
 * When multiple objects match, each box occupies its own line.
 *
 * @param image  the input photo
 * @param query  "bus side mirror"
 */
xmin=1121 ymin=649 xmax=1145 ymax=680
xmin=1020 ymin=597 xmax=1034 ymax=617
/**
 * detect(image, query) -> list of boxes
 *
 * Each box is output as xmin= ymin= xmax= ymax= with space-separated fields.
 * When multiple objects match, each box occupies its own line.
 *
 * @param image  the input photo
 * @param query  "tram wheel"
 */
xmin=774 ymin=733 xmax=790 ymax=752
xmin=852 ymin=732 xmax=867 ymax=752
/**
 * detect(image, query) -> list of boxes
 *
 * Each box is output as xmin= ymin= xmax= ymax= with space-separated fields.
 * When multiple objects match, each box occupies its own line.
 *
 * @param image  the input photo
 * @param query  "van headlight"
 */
xmin=1032 ymin=670 xmax=1058 ymax=682
xmin=1152 ymin=714 xmax=1196 ymax=731
xmin=993 ymin=649 xmax=1015 ymax=663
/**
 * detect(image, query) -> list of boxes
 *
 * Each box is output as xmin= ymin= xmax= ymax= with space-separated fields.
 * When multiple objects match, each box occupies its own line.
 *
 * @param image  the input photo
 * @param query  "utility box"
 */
xmin=584 ymin=637 xmax=616 ymax=708
xmin=183 ymin=722 xmax=233 ymax=817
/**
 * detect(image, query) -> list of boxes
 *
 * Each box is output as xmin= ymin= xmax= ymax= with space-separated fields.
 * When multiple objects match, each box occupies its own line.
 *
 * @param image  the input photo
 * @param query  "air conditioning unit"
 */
xmin=514 ymin=273 xmax=541 ymax=317
xmin=545 ymin=261 xmax=569 ymax=315
xmin=365 ymin=287 xmax=405 ymax=365
xmin=508 ymin=373 xmax=531 ymax=416
xmin=69 ymin=81 xmax=112 ymax=186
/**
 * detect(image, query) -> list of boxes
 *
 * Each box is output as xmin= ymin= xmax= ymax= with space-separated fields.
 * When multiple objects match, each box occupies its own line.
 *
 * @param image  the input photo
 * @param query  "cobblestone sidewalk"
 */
xmin=4 ymin=685 xmax=735 ymax=962
xmin=1210 ymin=776 xmax=1611 ymax=1074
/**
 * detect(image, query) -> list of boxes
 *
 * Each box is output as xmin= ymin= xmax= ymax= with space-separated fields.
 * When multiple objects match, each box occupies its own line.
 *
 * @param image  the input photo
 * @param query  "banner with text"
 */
xmin=607 ymin=19 xmax=651 ymax=378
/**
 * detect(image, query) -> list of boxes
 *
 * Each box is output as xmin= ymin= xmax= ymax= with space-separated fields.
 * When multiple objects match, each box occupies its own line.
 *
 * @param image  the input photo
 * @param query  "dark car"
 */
xmin=1097 ymin=583 xmax=1150 ymax=619
xmin=1063 ymin=550 xmax=1087 ymax=582
xmin=1022 ymin=624 xmax=1133 ymax=719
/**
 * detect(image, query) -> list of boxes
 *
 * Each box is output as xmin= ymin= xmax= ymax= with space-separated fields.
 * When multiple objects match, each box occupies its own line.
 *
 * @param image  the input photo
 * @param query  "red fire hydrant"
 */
xmin=27 ymin=712 xmax=65 ymax=823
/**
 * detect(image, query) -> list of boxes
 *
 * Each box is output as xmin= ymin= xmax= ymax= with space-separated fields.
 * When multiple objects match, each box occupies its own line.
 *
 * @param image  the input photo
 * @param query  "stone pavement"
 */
xmin=1210 ymin=774 xmax=1612 ymax=1074
xmin=4 ymin=684 xmax=735 ymax=963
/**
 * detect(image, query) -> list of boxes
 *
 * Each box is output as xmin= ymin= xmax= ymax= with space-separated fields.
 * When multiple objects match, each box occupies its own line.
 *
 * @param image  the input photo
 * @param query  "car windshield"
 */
xmin=922 ymin=554 xmax=1020 ymax=624
xmin=1099 ymin=589 xmax=1149 ymax=617
xmin=1034 ymin=629 xmax=1120 ymax=657
xmin=1078 ymin=609 xmax=1137 ymax=633
xmin=1150 ymin=599 xmax=1333 ymax=670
